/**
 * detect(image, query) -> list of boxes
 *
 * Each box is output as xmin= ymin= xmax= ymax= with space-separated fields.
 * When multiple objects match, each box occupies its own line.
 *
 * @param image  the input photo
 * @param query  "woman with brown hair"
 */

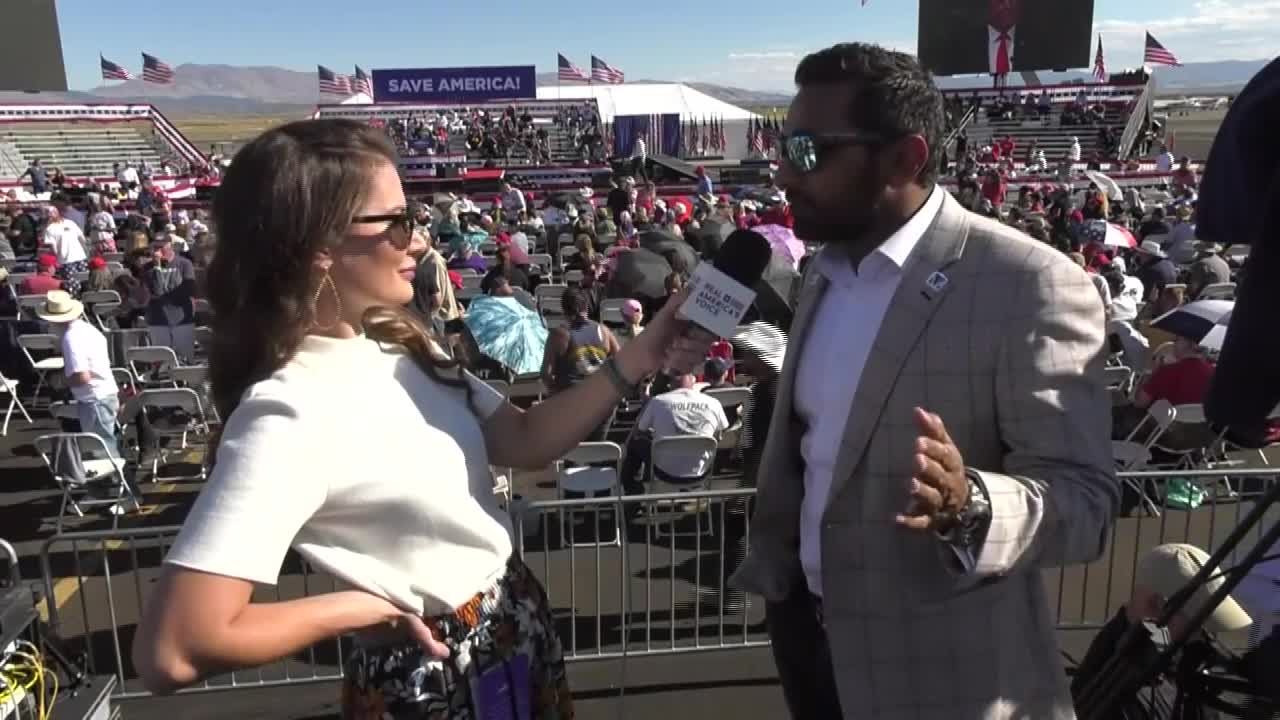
xmin=132 ymin=119 xmax=703 ymax=718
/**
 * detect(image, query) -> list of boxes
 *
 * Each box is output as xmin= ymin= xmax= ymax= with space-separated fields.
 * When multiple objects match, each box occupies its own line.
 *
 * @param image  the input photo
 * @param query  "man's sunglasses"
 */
xmin=350 ymin=208 xmax=416 ymax=249
xmin=781 ymin=130 xmax=890 ymax=173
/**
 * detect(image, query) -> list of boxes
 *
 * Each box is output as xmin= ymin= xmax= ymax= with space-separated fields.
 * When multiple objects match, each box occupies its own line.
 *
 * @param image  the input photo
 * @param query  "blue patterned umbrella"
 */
xmin=463 ymin=296 xmax=549 ymax=375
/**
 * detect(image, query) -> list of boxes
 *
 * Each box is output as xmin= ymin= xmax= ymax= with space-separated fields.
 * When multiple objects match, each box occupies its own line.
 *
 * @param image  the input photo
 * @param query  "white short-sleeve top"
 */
xmin=164 ymin=333 xmax=512 ymax=615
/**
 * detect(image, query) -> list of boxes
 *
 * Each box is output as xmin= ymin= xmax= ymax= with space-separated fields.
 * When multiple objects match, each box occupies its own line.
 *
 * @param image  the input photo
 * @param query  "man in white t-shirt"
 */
xmin=37 ymin=291 xmax=121 ymax=455
xmin=42 ymin=205 xmax=87 ymax=266
xmin=621 ymin=373 xmax=729 ymax=493
xmin=499 ymin=181 xmax=526 ymax=216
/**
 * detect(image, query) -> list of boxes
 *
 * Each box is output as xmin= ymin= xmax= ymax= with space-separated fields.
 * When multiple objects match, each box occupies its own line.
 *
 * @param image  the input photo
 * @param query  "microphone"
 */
xmin=679 ymin=229 xmax=773 ymax=339
xmin=658 ymin=229 xmax=772 ymax=378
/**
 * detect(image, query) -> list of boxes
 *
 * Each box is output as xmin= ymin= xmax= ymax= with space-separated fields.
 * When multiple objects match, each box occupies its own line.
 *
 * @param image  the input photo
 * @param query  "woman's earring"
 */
xmin=311 ymin=271 xmax=343 ymax=331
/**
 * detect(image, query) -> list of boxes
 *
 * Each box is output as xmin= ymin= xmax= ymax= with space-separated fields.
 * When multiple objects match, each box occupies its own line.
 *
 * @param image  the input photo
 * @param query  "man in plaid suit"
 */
xmin=730 ymin=44 xmax=1117 ymax=719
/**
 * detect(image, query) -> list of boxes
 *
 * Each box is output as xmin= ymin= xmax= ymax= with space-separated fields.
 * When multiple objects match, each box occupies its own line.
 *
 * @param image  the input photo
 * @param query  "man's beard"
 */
xmin=791 ymin=205 xmax=877 ymax=249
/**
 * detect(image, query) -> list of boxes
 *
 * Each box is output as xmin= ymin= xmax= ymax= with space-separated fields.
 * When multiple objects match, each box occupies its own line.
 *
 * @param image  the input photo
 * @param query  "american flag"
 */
xmin=558 ymin=54 xmax=589 ymax=82
xmin=100 ymin=55 xmax=133 ymax=81
xmin=591 ymin=55 xmax=624 ymax=84
xmin=318 ymin=65 xmax=351 ymax=96
xmin=1143 ymin=32 xmax=1181 ymax=67
xmin=1092 ymin=35 xmax=1107 ymax=82
xmin=351 ymin=66 xmax=372 ymax=96
xmin=141 ymin=53 xmax=174 ymax=84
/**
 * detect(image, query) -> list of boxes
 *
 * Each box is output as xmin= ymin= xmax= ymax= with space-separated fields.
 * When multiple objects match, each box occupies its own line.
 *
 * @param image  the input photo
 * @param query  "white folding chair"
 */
xmin=600 ymin=298 xmax=627 ymax=326
xmin=1151 ymin=403 xmax=1211 ymax=470
xmin=527 ymin=253 xmax=554 ymax=276
xmin=129 ymin=387 xmax=210 ymax=480
xmin=563 ymin=270 xmax=585 ymax=286
xmin=557 ymin=442 xmax=624 ymax=547
xmin=0 ymin=372 xmax=33 ymax=436
xmin=33 ymin=433 xmax=138 ymax=531
xmin=1113 ymin=398 xmax=1177 ymax=516
xmin=103 ymin=327 xmax=151 ymax=366
xmin=1197 ymin=283 xmax=1236 ymax=301
xmin=535 ymin=283 xmax=567 ymax=319
xmin=704 ymin=386 xmax=751 ymax=436
xmin=557 ymin=245 xmax=579 ymax=270
xmin=1104 ymin=365 xmax=1134 ymax=405
xmin=193 ymin=326 xmax=213 ymax=360
xmin=645 ymin=434 xmax=720 ymax=540
xmin=81 ymin=290 xmax=122 ymax=330
xmin=17 ymin=333 xmax=63 ymax=402
xmin=16 ymin=294 xmax=48 ymax=322
xmin=127 ymin=345 xmax=181 ymax=388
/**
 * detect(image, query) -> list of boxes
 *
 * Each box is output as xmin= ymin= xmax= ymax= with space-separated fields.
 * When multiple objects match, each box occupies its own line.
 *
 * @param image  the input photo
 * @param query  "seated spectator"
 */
xmin=20 ymin=254 xmax=63 ymax=295
xmin=486 ymin=275 xmax=536 ymax=312
xmin=143 ymin=237 xmax=197 ymax=361
xmin=84 ymin=256 xmax=114 ymax=293
xmin=540 ymin=288 xmax=620 ymax=438
xmin=616 ymin=299 xmax=644 ymax=343
xmin=1071 ymin=543 xmax=1250 ymax=719
xmin=567 ymin=234 xmax=598 ymax=274
xmin=1133 ymin=336 xmax=1215 ymax=450
xmin=481 ymin=245 xmax=530 ymax=294
xmin=1136 ymin=336 xmax=1214 ymax=409
xmin=447 ymin=243 xmax=489 ymax=274
xmin=701 ymin=357 xmax=734 ymax=391
xmin=620 ymin=373 xmax=729 ymax=494
xmin=0 ymin=268 xmax=15 ymax=319
xmin=1135 ymin=240 xmax=1178 ymax=303
xmin=1187 ymin=242 xmax=1231 ymax=298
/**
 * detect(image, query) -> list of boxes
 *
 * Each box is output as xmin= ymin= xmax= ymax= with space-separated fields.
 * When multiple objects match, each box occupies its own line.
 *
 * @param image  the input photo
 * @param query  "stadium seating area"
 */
xmin=944 ymin=82 xmax=1147 ymax=165
xmin=963 ymin=101 xmax=1130 ymax=163
xmin=0 ymin=104 xmax=207 ymax=185
xmin=0 ymin=121 xmax=169 ymax=178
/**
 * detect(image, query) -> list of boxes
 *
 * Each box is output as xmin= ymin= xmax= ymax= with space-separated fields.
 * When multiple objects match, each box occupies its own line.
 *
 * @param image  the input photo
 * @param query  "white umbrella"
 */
xmin=1152 ymin=300 xmax=1235 ymax=344
xmin=1085 ymin=170 xmax=1123 ymax=201
xmin=1199 ymin=310 xmax=1233 ymax=351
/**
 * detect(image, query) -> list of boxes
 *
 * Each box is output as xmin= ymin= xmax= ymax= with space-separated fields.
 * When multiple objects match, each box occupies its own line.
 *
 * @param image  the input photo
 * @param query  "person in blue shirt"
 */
xmin=694 ymin=165 xmax=713 ymax=197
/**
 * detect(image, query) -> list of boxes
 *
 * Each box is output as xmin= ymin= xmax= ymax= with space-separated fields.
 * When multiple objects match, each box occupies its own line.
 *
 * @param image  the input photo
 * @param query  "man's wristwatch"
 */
xmin=937 ymin=470 xmax=992 ymax=548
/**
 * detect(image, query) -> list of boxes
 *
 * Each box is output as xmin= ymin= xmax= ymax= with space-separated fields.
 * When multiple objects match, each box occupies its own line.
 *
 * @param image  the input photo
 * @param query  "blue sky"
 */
xmin=58 ymin=0 xmax=1279 ymax=91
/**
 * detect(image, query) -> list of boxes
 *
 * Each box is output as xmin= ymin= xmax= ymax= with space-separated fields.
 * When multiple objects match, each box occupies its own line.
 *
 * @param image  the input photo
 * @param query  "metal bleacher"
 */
xmin=0 ymin=122 xmax=167 ymax=179
xmin=964 ymin=103 xmax=1129 ymax=162
xmin=318 ymin=98 xmax=600 ymax=169
xmin=946 ymin=83 xmax=1144 ymax=163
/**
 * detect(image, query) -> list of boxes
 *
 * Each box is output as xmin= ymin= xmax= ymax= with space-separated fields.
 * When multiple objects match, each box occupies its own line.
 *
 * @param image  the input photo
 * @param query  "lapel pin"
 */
xmin=926 ymin=271 xmax=950 ymax=294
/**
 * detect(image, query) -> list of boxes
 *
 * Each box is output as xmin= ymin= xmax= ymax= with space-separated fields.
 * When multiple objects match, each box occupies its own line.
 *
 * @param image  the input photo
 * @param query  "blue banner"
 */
xmin=371 ymin=66 xmax=537 ymax=103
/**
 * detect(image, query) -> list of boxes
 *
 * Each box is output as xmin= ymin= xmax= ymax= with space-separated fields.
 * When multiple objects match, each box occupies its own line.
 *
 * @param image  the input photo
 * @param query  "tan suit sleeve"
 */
xmin=968 ymin=256 xmax=1118 ymax=579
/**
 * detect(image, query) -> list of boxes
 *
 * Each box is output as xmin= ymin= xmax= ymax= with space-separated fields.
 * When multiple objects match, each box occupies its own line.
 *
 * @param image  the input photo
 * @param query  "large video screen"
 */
xmin=0 ymin=0 xmax=68 ymax=92
xmin=917 ymin=0 xmax=1095 ymax=76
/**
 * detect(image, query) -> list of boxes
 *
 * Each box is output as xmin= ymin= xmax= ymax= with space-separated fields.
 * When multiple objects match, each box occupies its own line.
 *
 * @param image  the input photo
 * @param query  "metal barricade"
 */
xmin=33 ymin=470 xmax=1280 ymax=703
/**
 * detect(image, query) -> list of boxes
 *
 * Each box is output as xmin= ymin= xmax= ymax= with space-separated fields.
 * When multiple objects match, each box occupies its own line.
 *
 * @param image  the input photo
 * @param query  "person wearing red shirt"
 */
xmin=19 ymin=254 xmax=63 ymax=295
xmin=998 ymin=135 xmax=1016 ymax=159
xmin=1171 ymin=157 xmax=1198 ymax=194
xmin=1137 ymin=337 xmax=1215 ymax=409
xmin=981 ymin=169 xmax=1007 ymax=207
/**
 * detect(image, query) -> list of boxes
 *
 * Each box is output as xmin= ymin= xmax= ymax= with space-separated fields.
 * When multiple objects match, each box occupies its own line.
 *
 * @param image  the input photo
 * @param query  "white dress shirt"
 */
xmin=987 ymin=25 xmax=1017 ymax=74
xmin=793 ymin=185 xmax=945 ymax=597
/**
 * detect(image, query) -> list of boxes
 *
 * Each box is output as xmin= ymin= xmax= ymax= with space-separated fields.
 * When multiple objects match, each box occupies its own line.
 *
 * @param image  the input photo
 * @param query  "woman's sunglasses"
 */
xmin=350 ymin=207 xmax=416 ymax=249
xmin=781 ymin=130 xmax=890 ymax=173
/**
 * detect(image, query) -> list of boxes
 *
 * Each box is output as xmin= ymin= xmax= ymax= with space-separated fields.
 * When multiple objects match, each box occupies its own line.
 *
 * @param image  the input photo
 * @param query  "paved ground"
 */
xmin=3 ymin=384 xmax=1277 ymax=719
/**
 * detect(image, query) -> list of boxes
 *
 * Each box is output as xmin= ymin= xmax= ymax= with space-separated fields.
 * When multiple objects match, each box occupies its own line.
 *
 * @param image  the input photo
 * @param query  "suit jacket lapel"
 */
xmin=756 ymin=264 xmax=827 ymax=495
xmin=825 ymin=193 xmax=972 ymax=506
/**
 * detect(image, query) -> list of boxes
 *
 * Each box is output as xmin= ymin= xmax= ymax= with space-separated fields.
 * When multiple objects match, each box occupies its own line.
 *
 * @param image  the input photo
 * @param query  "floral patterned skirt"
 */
xmin=341 ymin=556 xmax=574 ymax=720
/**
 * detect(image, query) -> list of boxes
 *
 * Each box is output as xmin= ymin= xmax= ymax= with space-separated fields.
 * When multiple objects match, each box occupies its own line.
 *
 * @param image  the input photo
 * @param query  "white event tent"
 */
xmin=535 ymin=83 xmax=758 ymax=124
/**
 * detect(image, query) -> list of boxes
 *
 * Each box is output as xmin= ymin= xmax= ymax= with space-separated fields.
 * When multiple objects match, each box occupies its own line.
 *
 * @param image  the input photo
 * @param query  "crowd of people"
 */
xmin=372 ymin=102 xmax=606 ymax=166
xmin=4 ymin=44 xmax=1276 ymax=720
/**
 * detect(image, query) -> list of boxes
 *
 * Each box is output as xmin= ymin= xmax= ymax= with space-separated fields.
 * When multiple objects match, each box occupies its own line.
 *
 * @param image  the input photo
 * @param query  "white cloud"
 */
xmin=1096 ymin=0 xmax=1280 ymax=62
xmin=700 ymin=39 xmax=918 ymax=91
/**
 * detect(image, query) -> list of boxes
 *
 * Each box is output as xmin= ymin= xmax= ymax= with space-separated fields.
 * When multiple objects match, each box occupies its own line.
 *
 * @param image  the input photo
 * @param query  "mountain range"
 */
xmin=0 ymin=59 xmax=1266 ymax=116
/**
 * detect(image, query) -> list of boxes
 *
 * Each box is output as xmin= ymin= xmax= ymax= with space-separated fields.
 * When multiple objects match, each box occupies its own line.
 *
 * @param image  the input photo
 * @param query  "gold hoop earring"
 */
xmin=311 ymin=271 xmax=343 ymax=331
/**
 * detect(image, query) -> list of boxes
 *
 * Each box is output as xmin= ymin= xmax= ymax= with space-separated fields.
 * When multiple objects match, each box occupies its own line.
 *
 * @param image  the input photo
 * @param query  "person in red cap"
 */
xmin=86 ymin=255 xmax=114 ymax=292
xmin=19 ymin=254 xmax=63 ymax=295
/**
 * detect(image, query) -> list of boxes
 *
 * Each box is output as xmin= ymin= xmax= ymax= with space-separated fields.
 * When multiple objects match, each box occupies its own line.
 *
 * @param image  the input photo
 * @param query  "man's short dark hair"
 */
xmin=794 ymin=43 xmax=946 ymax=186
